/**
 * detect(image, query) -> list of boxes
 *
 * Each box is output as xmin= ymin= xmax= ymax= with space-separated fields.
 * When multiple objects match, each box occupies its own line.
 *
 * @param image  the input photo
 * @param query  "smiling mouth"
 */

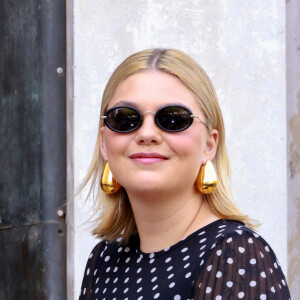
xmin=129 ymin=153 xmax=169 ymax=164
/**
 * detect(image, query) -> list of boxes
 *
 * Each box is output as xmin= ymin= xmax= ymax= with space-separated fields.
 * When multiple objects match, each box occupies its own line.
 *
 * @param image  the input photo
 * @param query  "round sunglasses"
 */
xmin=101 ymin=105 xmax=207 ymax=133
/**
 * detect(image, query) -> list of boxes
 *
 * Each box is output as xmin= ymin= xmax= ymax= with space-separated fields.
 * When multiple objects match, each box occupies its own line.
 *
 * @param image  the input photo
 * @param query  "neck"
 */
xmin=126 ymin=188 xmax=219 ymax=253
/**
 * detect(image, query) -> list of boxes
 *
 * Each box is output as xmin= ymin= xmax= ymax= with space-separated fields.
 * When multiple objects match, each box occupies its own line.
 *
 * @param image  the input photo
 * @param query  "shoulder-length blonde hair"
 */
xmin=81 ymin=48 xmax=257 ymax=243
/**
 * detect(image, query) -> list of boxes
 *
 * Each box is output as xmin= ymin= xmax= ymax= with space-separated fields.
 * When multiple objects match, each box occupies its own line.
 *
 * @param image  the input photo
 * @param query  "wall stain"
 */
xmin=289 ymin=90 xmax=300 ymax=179
xmin=288 ymin=89 xmax=300 ymax=296
xmin=288 ymin=197 xmax=300 ymax=293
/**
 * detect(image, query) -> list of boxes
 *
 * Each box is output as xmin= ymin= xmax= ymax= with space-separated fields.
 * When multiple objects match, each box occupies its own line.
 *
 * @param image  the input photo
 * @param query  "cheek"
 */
xmin=165 ymin=134 xmax=204 ymax=184
xmin=104 ymin=132 xmax=131 ymax=159
xmin=167 ymin=131 xmax=205 ymax=158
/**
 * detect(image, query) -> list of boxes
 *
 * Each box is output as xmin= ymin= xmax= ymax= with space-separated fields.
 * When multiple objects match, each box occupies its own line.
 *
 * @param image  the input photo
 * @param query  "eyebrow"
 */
xmin=109 ymin=100 xmax=193 ymax=113
xmin=109 ymin=100 xmax=142 ymax=111
xmin=111 ymin=100 xmax=138 ymax=107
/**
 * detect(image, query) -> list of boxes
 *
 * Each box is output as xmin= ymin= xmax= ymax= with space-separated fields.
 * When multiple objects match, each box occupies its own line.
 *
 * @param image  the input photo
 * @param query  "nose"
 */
xmin=134 ymin=112 xmax=163 ymax=145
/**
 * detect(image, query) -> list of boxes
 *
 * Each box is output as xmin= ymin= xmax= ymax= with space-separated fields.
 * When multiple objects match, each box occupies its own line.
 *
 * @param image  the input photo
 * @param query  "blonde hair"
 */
xmin=81 ymin=48 xmax=258 ymax=243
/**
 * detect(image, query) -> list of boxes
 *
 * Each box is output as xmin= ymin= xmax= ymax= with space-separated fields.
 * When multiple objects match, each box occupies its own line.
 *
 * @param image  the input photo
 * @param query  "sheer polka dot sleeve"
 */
xmin=193 ymin=231 xmax=291 ymax=300
xmin=79 ymin=241 xmax=106 ymax=300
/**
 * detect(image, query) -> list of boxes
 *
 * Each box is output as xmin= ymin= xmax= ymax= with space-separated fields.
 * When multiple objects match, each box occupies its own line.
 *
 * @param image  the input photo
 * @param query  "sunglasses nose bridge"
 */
xmin=139 ymin=110 xmax=156 ymax=125
xmin=140 ymin=111 xmax=156 ymax=125
xmin=141 ymin=110 xmax=155 ymax=116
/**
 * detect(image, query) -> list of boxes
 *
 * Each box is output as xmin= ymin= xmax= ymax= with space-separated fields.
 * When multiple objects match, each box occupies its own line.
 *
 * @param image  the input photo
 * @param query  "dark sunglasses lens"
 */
xmin=156 ymin=106 xmax=192 ymax=132
xmin=105 ymin=107 xmax=141 ymax=132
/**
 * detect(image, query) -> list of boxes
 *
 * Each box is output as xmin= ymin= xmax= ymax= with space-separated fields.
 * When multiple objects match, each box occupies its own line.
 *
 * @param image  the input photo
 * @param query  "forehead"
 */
xmin=107 ymin=71 xmax=202 ymax=112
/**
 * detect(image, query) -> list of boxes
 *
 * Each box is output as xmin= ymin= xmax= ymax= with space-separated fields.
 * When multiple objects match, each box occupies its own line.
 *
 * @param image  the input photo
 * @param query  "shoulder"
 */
xmin=82 ymin=239 xmax=121 ymax=276
xmin=214 ymin=219 xmax=274 ymax=252
xmin=82 ymin=235 xmax=138 ymax=272
xmin=79 ymin=239 xmax=123 ymax=298
xmin=195 ymin=219 xmax=264 ymax=251
xmin=212 ymin=218 xmax=255 ymax=237
xmin=206 ymin=219 xmax=268 ymax=247
xmin=207 ymin=219 xmax=279 ymax=265
xmin=192 ymin=220 xmax=291 ymax=299
xmin=86 ymin=238 xmax=123 ymax=267
xmin=81 ymin=240 xmax=109 ymax=280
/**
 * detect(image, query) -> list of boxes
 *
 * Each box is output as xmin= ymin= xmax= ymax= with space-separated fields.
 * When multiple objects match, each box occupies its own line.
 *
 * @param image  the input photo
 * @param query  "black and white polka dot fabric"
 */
xmin=79 ymin=220 xmax=291 ymax=299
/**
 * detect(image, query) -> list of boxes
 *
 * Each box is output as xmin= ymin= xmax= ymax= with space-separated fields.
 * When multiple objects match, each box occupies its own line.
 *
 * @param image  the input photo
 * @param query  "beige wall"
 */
xmin=287 ymin=0 xmax=300 ymax=298
xmin=68 ymin=0 xmax=295 ymax=299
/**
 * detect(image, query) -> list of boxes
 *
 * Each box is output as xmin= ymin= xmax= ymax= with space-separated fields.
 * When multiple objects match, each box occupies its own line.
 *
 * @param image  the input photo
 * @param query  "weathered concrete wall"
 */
xmin=287 ymin=0 xmax=300 ymax=299
xmin=71 ymin=1 xmax=287 ymax=298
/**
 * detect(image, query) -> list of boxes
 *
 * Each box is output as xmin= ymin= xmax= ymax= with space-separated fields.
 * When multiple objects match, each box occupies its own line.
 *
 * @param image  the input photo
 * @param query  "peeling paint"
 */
xmin=289 ymin=91 xmax=300 ymax=178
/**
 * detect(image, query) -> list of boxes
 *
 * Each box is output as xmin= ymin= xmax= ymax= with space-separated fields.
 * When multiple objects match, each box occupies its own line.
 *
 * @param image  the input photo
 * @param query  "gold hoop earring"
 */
xmin=101 ymin=162 xmax=121 ymax=194
xmin=195 ymin=160 xmax=217 ymax=194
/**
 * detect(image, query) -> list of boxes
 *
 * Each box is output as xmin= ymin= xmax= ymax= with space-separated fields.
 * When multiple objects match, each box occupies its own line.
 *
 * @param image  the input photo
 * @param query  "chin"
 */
xmin=122 ymin=178 xmax=167 ymax=194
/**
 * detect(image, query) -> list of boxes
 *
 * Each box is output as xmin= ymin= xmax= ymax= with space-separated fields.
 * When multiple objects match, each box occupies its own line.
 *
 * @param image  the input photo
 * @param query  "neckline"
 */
xmin=132 ymin=218 xmax=225 ymax=260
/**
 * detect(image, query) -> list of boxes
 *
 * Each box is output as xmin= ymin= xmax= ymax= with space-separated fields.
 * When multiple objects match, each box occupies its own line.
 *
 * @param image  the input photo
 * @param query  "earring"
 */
xmin=101 ymin=162 xmax=121 ymax=194
xmin=195 ymin=160 xmax=217 ymax=194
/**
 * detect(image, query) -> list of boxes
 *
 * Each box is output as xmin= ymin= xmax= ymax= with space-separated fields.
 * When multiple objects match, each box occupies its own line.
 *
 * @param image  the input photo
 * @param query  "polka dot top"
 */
xmin=79 ymin=219 xmax=291 ymax=299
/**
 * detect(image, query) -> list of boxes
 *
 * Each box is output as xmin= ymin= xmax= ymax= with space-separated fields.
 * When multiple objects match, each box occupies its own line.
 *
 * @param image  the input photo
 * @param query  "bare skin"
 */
xmin=128 ymin=187 xmax=219 ymax=253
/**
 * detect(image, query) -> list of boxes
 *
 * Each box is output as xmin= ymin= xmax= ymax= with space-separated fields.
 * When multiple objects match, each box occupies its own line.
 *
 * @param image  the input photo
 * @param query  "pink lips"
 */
xmin=129 ymin=152 xmax=168 ymax=164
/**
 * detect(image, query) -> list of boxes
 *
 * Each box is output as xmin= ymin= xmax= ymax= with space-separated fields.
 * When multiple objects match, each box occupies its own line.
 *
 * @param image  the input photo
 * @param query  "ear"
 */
xmin=203 ymin=129 xmax=219 ymax=161
xmin=99 ymin=127 xmax=108 ymax=161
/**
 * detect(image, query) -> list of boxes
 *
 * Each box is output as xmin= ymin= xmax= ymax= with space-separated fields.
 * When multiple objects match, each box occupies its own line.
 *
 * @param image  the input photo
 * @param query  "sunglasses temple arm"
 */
xmin=191 ymin=115 xmax=209 ymax=130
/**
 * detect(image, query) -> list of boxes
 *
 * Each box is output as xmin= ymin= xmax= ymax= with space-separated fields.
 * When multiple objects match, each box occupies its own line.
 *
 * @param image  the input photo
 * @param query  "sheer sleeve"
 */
xmin=193 ymin=231 xmax=291 ymax=300
xmin=79 ymin=241 xmax=106 ymax=300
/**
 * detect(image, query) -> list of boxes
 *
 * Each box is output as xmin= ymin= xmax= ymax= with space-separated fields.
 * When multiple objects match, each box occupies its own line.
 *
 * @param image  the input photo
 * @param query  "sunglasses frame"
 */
xmin=101 ymin=104 xmax=205 ymax=133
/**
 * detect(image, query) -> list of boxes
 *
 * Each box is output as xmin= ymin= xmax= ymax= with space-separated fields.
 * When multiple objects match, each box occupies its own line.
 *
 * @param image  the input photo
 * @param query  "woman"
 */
xmin=79 ymin=49 xmax=290 ymax=299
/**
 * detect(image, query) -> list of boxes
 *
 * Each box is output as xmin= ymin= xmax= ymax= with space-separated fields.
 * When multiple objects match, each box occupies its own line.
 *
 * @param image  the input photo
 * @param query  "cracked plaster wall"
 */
xmin=287 ymin=0 xmax=300 ymax=299
xmin=71 ymin=1 xmax=289 ymax=299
